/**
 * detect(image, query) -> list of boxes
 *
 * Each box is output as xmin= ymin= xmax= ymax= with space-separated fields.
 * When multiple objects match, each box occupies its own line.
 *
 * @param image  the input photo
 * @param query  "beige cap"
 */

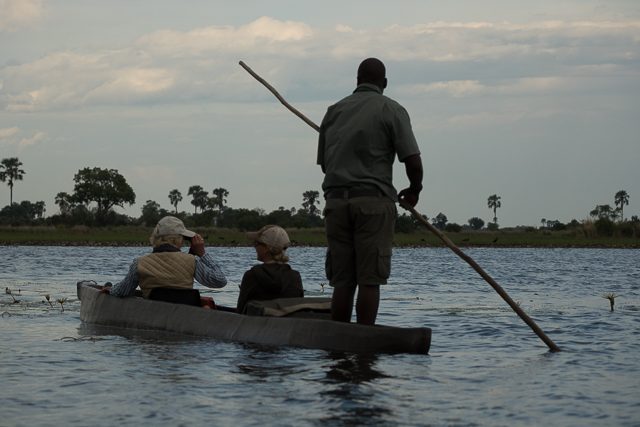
xmin=152 ymin=216 xmax=196 ymax=239
xmin=247 ymin=225 xmax=290 ymax=251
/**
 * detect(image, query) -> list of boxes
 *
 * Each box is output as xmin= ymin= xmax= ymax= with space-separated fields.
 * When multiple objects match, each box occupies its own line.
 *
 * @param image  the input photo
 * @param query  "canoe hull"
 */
xmin=77 ymin=281 xmax=431 ymax=354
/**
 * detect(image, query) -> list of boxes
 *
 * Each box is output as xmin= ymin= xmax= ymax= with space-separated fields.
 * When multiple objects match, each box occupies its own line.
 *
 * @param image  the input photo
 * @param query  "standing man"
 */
xmin=317 ymin=57 xmax=423 ymax=325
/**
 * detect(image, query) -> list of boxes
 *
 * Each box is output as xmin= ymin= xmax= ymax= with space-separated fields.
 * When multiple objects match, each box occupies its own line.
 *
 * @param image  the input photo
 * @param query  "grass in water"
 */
xmin=603 ymin=293 xmax=617 ymax=312
xmin=5 ymin=287 xmax=21 ymax=304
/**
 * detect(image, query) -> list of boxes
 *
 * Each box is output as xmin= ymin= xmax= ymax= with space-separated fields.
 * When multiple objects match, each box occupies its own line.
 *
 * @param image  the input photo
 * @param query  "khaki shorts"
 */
xmin=323 ymin=196 xmax=396 ymax=288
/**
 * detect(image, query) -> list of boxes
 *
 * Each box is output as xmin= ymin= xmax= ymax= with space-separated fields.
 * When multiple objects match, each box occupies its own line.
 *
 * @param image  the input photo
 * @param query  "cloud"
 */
xmin=404 ymin=76 xmax=567 ymax=98
xmin=410 ymin=80 xmax=485 ymax=97
xmin=0 ymin=16 xmax=315 ymax=111
xmin=243 ymin=16 xmax=313 ymax=42
xmin=128 ymin=164 xmax=177 ymax=185
xmin=331 ymin=20 xmax=640 ymax=62
xmin=0 ymin=127 xmax=45 ymax=148
xmin=0 ymin=0 xmax=44 ymax=32
xmin=498 ymin=77 xmax=566 ymax=94
xmin=84 ymin=68 xmax=175 ymax=103
xmin=446 ymin=111 xmax=527 ymax=127
xmin=0 ymin=126 xmax=20 ymax=140
xmin=2 ymin=51 xmax=113 ymax=111
xmin=136 ymin=16 xmax=313 ymax=57
xmin=18 ymin=131 xmax=45 ymax=147
xmin=335 ymin=25 xmax=355 ymax=33
xmin=1 ymin=17 xmax=638 ymax=111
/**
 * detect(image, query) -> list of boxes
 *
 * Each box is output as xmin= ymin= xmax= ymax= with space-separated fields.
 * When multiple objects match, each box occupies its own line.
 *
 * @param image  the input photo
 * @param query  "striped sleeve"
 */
xmin=194 ymin=252 xmax=227 ymax=288
xmin=110 ymin=259 xmax=140 ymax=297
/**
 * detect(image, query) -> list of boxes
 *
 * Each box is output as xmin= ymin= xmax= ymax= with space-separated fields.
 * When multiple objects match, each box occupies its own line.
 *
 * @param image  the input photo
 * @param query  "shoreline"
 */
xmin=2 ymin=243 xmax=638 ymax=248
xmin=1 ymin=228 xmax=639 ymax=249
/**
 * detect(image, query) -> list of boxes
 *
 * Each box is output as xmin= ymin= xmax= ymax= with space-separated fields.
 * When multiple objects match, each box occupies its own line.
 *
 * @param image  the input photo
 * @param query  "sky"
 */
xmin=1 ymin=0 xmax=639 ymax=227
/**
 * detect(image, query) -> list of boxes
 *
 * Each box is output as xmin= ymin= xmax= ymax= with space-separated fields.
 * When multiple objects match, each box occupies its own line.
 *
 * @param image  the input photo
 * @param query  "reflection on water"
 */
xmin=1 ymin=246 xmax=640 ymax=426
xmin=234 ymin=346 xmax=310 ymax=381
xmin=324 ymin=352 xmax=386 ymax=384
xmin=320 ymin=353 xmax=392 ymax=426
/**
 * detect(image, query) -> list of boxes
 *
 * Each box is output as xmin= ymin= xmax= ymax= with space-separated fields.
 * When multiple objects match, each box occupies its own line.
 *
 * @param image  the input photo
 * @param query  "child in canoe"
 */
xmin=237 ymin=225 xmax=304 ymax=313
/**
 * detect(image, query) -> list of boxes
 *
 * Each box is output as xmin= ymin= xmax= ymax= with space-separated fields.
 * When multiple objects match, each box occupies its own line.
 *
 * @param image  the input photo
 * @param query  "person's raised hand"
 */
xmin=189 ymin=234 xmax=206 ymax=257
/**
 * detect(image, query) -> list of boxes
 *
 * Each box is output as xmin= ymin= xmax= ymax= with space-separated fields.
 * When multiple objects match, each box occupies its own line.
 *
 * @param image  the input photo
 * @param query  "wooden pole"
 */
xmin=239 ymin=61 xmax=320 ymax=132
xmin=402 ymin=203 xmax=561 ymax=352
xmin=239 ymin=60 xmax=561 ymax=352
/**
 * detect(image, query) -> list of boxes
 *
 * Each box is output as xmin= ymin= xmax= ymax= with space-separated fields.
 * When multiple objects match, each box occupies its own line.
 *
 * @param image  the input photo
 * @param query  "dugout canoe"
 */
xmin=77 ymin=281 xmax=431 ymax=354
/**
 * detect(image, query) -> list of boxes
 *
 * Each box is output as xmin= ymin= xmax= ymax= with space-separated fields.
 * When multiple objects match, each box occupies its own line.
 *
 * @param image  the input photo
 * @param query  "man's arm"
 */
xmin=189 ymin=233 xmax=227 ymax=288
xmin=194 ymin=252 xmax=227 ymax=288
xmin=109 ymin=260 xmax=140 ymax=297
xmin=398 ymin=154 xmax=423 ymax=207
xmin=317 ymin=125 xmax=326 ymax=173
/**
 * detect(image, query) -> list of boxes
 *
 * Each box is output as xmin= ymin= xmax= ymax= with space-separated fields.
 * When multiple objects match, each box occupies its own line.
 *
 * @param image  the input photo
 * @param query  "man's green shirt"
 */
xmin=317 ymin=83 xmax=420 ymax=201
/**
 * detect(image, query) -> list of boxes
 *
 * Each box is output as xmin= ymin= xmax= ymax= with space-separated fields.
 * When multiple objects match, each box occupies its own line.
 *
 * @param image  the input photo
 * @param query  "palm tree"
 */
xmin=187 ymin=185 xmax=203 ymax=214
xmin=168 ymin=189 xmax=182 ymax=214
xmin=487 ymin=194 xmax=501 ymax=225
xmin=302 ymin=190 xmax=320 ymax=216
xmin=614 ymin=190 xmax=629 ymax=221
xmin=0 ymin=157 xmax=26 ymax=205
xmin=187 ymin=185 xmax=208 ymax=214
xmin=211 ymin=187 xmax=229 ymax=213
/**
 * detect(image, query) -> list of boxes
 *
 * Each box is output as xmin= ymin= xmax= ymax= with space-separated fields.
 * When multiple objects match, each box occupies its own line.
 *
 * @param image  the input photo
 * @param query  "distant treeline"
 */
xmin=0 ymin=160 xmax=638 ymax=237
xmin=2 ymin=199 xmax=639 ymax=240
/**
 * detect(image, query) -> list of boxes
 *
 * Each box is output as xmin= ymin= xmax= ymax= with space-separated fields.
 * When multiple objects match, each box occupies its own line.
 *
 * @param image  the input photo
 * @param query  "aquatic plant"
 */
xmin=57 ymin=297 xmax=68 ymax=312
xmin=44 ymin=294 xmax=53 ymax=308
xmin=5 ymin=288 xmax=20 ymax=304
xmin=603 ymin=293 xmax=617 ymax=311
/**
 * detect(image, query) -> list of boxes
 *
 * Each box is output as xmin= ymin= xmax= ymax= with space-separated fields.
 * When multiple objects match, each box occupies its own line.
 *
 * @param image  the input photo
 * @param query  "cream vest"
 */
xmin=137 ymin=252 xmax=196 ymax=298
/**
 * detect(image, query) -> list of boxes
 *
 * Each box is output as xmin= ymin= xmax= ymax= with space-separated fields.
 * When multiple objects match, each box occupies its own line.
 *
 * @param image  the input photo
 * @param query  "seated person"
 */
xmin=237 ymin=225 xmax=303 ymax=314
xmin=105 ymin=216 xmax=227 ymax=299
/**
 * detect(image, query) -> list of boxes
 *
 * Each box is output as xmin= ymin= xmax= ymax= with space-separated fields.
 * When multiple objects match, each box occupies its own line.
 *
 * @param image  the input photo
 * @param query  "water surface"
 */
xmin=1 ymin=246 xmax=638 ymax=426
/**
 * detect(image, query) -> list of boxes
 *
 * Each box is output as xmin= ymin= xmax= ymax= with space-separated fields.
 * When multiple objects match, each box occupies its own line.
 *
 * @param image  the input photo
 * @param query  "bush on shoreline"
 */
xmin=0 ymin=223 xmax=638 ymax=248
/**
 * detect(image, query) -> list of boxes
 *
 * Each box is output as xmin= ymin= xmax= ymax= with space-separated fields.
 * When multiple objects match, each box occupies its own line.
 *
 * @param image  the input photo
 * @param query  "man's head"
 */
xmin=357 ymin=58 xmax=387 ymax=91
xmin=149 ymin=216 xmax=196 ymax=247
